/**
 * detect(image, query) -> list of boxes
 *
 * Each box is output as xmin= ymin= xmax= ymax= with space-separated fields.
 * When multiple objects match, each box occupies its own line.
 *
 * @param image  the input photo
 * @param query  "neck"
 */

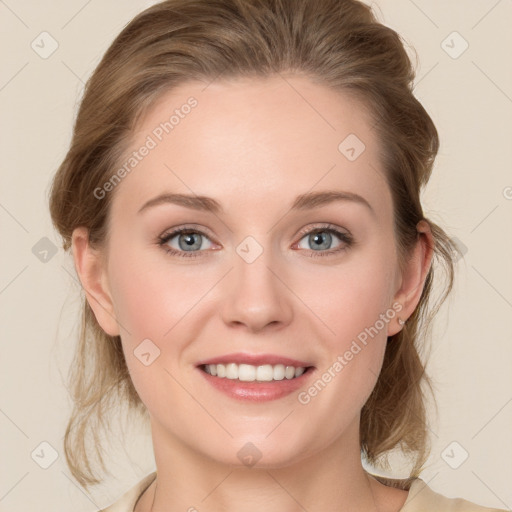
xmin=139 ymin=419 xmax=385 ymax=512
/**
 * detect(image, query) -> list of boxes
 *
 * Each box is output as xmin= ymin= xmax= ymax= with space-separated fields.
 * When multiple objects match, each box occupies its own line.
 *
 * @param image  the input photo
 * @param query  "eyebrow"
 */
xmin=137 ymin=190 xmax=374 ymax=216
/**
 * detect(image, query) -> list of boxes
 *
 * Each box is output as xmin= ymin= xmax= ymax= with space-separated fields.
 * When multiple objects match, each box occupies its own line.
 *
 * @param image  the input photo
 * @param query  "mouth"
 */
xmin=195 ymin=353 xmax=316 ymax=402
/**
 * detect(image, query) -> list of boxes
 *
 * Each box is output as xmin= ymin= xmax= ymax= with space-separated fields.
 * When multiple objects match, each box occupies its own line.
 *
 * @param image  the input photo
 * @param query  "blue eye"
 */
xmin=158 ymin=229 xmax=214 ymax=258
xmin=157 ymin=224 xmax=353 ymax=259
xmin=296 ymin=227 xmax=352 ymax=257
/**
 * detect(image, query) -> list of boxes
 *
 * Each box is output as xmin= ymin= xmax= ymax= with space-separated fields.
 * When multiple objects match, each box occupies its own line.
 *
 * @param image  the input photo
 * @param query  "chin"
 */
xmin=203 ymin=434 xmax=313 ymax=470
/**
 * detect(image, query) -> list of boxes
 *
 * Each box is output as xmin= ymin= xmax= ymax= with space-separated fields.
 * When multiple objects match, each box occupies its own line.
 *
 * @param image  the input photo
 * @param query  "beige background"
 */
xmin=1 ymin=0 xmax=511 ymax=510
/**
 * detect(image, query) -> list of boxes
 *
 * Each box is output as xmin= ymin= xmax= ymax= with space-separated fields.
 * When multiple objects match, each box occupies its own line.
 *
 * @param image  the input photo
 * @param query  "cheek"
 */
xmin=106 ymin=243 xmax=222 ymax=393
xmin=106 ymin=247 xmax=210 ymax=420
xmin=292 ymin=249 xmax=395 ymax=403
xmin=294 ymin=276 xmax=392 ymax=440
xmin=107 ymin=244 xmax=210 ymax=341
xmin=293 ymin=249 xmax=396 ymax=350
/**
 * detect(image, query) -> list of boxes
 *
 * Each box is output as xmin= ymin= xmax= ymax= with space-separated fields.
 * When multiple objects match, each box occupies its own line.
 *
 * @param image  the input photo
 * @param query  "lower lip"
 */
xmin=197 ymin=366 xmax=315 ymax=402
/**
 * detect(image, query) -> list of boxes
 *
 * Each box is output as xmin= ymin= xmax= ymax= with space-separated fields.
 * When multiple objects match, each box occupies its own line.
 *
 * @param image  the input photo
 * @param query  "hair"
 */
xmin=49 ymin=0 xmax=456 ymax=490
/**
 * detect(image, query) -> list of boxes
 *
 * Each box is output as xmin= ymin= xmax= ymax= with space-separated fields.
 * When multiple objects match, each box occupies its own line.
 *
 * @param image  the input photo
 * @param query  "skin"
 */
xmin=72 ymin=74 xmax=433 ymax=512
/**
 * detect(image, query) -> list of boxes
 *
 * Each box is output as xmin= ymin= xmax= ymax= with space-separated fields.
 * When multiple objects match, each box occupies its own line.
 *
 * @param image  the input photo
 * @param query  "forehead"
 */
xmin=110 ymin=74 xmax=390 ymax=218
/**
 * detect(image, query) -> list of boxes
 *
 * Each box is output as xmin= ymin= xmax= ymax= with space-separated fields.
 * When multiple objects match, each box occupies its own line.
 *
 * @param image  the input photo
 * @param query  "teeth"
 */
xmin=294 ymin=367 xmax=305 ymax=377
xmin=285 ymin=365 xmax=295 ymax=379
xmin=203 ymin=363 xmax=308 ymax=381
xmin=239 ymin=364 xmax=256 ymax=381
xmin=256 ymin=364 xmax=273 ymax=381
xmin=226 ymin=363 xmax=238 ymax=379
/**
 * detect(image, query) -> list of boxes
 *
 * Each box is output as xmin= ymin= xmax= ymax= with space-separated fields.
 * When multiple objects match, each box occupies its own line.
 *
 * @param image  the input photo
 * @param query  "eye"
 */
xmin=295 ymin=226 xmax=353 ymax=257
xmin=157 ymin=224 xmax=353 ymax=259
xmin=158 ymin=228 xmax=215 ymax=258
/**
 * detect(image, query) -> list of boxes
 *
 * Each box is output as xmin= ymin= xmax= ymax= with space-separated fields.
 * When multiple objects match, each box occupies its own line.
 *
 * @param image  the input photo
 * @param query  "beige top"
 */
xmin=99 ymin=471 xmax=509 ymax=512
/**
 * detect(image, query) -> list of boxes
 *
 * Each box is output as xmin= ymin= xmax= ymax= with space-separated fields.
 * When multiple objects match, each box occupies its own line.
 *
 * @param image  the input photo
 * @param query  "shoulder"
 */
xmin=402 ymin=478 xmax=509 ymax=512
xmin=369 ymin=473 xmax=509 ymax=512
xmin=98 ymin=472 xmax=157 ymax=512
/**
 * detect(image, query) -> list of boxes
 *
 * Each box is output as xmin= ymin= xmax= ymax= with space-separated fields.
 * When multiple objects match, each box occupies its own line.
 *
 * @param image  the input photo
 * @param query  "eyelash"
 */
xmin=157 ymin=224 xmax=354 ymax=259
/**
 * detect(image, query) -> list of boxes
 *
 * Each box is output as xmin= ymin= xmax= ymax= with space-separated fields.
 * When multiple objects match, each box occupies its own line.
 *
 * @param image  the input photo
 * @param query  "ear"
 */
xmin=388 ymin=220 xmax=434 ymax=336
xmin=71 ymin=227 xmax=120 ymax=337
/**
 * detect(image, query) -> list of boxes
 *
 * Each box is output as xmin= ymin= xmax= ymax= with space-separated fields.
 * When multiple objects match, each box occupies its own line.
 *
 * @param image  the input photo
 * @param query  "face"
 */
xmin=85 ymin=75 xmax=410 ymax=468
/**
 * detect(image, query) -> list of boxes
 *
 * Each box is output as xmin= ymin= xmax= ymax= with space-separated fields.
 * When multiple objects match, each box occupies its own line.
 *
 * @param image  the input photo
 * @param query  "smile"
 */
xmin=201 ymin=363 xmax=307 ymax=381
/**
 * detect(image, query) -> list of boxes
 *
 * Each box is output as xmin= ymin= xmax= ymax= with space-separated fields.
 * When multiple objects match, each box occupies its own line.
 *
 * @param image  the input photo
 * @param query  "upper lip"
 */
xmin=196 ymin=352 xmax=313 ymax=368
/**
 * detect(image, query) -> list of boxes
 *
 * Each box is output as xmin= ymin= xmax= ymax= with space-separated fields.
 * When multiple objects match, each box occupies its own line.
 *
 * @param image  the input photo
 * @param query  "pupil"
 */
xmin=311 ymin=231 xmax=331 ymax=250
xmin=179 ymin=233 xmax=201 ymax=250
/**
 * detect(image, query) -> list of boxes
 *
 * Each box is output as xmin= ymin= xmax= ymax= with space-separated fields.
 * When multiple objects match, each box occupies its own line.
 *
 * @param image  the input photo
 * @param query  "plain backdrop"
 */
xmin=1 ymin=1 xmax=511 ymax=510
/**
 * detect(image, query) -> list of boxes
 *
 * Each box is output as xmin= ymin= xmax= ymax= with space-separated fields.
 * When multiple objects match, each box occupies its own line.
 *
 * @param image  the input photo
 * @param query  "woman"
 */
xmin=48 ymin=0 xmax=508 ymax=511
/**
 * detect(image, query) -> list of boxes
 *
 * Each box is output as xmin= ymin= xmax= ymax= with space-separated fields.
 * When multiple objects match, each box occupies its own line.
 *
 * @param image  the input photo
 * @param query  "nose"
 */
xmin=219 ymin=248 xmax=294 ymax=333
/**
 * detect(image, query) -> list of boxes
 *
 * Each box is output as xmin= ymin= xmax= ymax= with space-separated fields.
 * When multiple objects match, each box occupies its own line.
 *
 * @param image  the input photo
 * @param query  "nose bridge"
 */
xmin=220 ymin=235 xmax=293 ymax=331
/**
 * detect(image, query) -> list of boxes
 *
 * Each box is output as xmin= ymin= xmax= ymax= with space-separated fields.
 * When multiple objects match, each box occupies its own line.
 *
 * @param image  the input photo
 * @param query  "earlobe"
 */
xmin=389 ymin=220 xmax=434 ymax=336
xmin=71 ymin=227 xmax=120 ymax=337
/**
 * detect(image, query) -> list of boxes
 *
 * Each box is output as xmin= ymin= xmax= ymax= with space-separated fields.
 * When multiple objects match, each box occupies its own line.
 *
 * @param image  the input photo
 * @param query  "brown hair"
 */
xmin=49 ymin=0 xmax=456 ymax=489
